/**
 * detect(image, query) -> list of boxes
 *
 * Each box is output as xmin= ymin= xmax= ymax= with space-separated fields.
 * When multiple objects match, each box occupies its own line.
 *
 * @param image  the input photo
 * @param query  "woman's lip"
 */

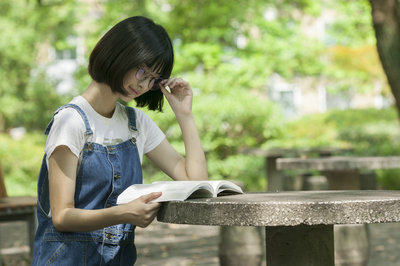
xmin=129 ymin=86 xmax=139 ymax=95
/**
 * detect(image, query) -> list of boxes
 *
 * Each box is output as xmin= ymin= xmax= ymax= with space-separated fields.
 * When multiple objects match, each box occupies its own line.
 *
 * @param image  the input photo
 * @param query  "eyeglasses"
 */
xmin=136 ymin=67 xmax=162 ymax=91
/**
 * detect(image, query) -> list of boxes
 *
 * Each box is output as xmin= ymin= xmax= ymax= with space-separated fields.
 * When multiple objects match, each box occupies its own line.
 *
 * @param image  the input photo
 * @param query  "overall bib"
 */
xmin=33 ymin=104 xmax=142 ymax=266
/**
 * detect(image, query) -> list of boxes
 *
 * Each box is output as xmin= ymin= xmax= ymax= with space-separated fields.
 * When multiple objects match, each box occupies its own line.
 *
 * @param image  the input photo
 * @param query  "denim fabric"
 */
xmin=33 ymin=104 xmax=142 ymax=266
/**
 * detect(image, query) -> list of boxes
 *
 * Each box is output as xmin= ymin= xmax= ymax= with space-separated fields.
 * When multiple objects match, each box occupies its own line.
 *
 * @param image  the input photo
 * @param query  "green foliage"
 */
xmin=266 ymin=113 xmax=346 ymax=149
xmin=326 ymin=109 xmax=400 ymax=157
xmin=0 ymin=133 xmax=46 ymax=196
xmin=282 ymin=107 xmax=400 ymax=189
xmin=280 ymin=107 xmax=400 ymax=156
xmin=376 ymin=169 xmax=400 ymax=190
xmin=0 ymin=0 xmax=78 ymax=131
xmin=325 ymin=108 xmax=397 ymax=127
xmin=324 ymin=45 xmax=388 ymax=94
xmin=174 ymin=42 xmax=222 ymax=72
xmin=193 ymin=93 xmax=283 ymax=156
xmin=23 ymin=73 xmax=71 ymax=130
xmin=320 ymin=0 xmax=387 ymax=94
xmin=324 ymin=0 xmax=375 ymax=46
xmin=206 ymin=154 xmax=266 ymax=191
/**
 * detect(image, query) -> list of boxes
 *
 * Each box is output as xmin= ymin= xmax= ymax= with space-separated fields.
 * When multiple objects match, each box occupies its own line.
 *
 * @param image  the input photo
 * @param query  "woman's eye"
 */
xmin=136 ymin=68 xmax=145 ymax=79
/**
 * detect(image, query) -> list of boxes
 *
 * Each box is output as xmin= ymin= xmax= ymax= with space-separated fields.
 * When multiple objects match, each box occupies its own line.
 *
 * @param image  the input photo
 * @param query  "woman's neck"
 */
xmin=82 ymin=80 xmax=119 ymax=118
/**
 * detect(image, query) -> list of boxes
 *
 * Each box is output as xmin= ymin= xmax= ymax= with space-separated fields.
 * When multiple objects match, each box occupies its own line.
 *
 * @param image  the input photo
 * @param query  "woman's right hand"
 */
xmin=120 ymin=192 xmax=162 ymax=228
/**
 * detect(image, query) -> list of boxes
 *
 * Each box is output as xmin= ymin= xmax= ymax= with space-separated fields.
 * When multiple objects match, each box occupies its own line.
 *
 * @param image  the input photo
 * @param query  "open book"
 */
xmin=117 ymin=180 xmax=243 ymax=204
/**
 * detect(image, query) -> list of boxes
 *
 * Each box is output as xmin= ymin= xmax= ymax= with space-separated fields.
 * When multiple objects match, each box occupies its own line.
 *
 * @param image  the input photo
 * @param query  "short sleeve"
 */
xmin=45 ymin=108 xmax=86 ymax=160
xmin=136 ymin=109 xmax=165 ymax=154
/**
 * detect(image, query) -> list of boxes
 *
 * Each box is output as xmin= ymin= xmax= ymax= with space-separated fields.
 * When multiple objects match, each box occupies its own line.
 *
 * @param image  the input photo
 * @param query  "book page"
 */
xmin=117 ymin=182 xmax=214 ymax=203
xmin=155 ymin=180 xmax=244 ymax=197
xmin=207 ymin=180 xmax=244 ymax=196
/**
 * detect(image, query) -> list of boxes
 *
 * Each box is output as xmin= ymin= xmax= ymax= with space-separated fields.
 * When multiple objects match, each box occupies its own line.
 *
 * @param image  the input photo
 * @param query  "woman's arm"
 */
xmin=146 ymin=77 xmax=208 ymax=181
xmin=49 ymin=145 xmax=161 ymax=232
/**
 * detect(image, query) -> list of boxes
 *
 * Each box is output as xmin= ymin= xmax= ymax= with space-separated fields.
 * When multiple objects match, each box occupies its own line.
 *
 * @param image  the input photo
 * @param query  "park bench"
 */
xmin=157 ymin=191 xmax=400 ymax=266
xmin=276 ymin=155 xmax=400 ymax=190
xmin=0 ymin=163 xmax=37 ymax=258
xmin=240 ymin=147 xmax=353 ymax=191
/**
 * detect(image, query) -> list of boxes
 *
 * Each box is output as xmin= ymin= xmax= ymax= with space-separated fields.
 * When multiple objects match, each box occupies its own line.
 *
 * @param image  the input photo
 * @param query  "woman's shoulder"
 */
xmin=51 ymin=96 xmax=89 ymax=130
xmin=53 ymin=106 xmax=86 ymax=131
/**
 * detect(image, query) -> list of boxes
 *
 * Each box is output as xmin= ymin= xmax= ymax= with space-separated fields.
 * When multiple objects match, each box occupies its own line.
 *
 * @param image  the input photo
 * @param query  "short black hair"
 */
xmin=88 ymin=16 xmax=174 ymax=111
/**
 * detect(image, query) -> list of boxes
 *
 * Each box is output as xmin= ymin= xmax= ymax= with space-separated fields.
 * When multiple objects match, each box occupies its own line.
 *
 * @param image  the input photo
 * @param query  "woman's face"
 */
xmin=120 ymin=65 xmax=161 ymax=102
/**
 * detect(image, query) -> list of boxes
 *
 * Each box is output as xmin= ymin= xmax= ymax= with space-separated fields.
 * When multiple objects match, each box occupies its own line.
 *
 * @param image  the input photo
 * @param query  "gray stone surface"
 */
xmin=240 ymin=147 xmax=351 ymax=157
xmin=277 ymin=156 xmax=400 ymax=171
xmin=266 ymin=224 xmax=334 ymax=266
xmin=157 ymin=191 xmax=400 ymax=226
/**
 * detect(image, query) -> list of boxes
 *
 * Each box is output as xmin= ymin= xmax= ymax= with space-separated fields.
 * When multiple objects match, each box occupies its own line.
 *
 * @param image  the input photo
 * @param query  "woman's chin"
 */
xmin=119 ymin=93 xmax=135 ymax=103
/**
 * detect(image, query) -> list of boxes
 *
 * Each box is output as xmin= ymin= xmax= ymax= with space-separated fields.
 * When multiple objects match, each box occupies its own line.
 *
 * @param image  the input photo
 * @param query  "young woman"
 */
xmin=32 ymin=16 xmax=208 ymax=265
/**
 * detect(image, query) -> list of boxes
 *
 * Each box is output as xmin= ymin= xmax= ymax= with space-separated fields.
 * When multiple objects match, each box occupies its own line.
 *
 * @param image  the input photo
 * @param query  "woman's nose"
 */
xmin=138 ymin=77 xmax=151 ymax=90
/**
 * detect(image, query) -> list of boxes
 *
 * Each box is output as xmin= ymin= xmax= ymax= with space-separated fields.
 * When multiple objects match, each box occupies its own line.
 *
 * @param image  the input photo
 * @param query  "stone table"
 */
xmin=277 ymin=156 xmax=400 ymax=190
xmin=157 ymin=191 xmax=400 ymax=266
xmin=240 ymin=147 xmax=352 ymax=191
xmin=277 ymin=156 xmax=400 ymax=265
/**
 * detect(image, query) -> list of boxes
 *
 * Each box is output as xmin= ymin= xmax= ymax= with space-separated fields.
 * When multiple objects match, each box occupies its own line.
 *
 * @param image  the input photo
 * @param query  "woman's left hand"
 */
xmin=159 ymin=77 xmax=193 ymax=117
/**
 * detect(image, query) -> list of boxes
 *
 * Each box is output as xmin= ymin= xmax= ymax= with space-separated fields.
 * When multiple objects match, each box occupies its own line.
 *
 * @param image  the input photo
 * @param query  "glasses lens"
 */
xmin=136 ymin=68 xmax=145 ymax=79
xmin=150 ymin=78 xmax=162 ymax=91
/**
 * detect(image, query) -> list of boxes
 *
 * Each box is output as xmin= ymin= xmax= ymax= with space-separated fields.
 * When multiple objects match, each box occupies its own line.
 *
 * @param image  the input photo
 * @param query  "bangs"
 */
xmin=146 ymin=51 xmax=174 ymax=79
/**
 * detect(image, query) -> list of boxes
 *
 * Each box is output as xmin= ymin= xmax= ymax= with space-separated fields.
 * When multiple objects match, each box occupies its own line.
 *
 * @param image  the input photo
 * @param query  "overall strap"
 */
xmin=44 ymin=103 xmax=93 ymax=136
xmin=125 ymin=106 xmax=138 ymax=132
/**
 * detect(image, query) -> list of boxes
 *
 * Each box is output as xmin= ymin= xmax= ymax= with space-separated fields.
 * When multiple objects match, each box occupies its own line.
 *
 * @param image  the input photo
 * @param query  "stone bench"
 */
xmin=240 ymin=147 xmax=352 ymax=191
xmin=0 ymin=164 xmax=37 ymax=259
xmin=157 ymin=191 xmax=400 ymax=266
xmin=277 ymin=156 xmax=400 ymax=190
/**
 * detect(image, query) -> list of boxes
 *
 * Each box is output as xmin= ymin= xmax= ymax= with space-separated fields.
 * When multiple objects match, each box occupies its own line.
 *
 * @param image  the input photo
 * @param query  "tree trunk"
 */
xmin=369 ymin=0 xmax=400 ymax=120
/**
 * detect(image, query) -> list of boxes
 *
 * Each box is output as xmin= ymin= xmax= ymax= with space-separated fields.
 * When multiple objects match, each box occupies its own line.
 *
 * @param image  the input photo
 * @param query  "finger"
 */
xmin=172 ymin=80 xmax=190 ymax=92
xmin=163 ymin=80 xmax=175 ymax=89
xmin=165 ymin=77 xmax=182 ymax=88
xmin=149 ymin=210 xmax=159 ymax=221
xmin=141 ymin=192 xmax=162 ymax=203
xmin=160 ymin=84 xmax=172 ymax=96
xmin=159 ymin=79 xmax=169 ymax=86
xmin=174 ymin=78 xmax=187 ymax=86
xmin=141 ymin=212 xmax=159 ymax=228
xmin=161 ymin=77 xmax=172 ymax=85
xmin=147 ymin=202 xmax=162 ymax=211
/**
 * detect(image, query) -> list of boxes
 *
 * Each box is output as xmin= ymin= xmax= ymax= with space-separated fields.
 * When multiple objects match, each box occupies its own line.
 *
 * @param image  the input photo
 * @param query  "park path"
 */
xmin=0 ymin=220 xmax=400 ymax=265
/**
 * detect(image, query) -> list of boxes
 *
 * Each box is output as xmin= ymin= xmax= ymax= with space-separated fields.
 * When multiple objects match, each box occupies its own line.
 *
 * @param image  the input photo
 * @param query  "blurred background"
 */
xmin=1 ymin=0 xmax=399 ymax=196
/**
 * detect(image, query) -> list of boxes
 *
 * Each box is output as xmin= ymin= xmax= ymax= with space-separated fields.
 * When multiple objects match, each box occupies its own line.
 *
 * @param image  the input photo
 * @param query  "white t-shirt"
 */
xmin=45 ymin=96 xmax=165 ymax=166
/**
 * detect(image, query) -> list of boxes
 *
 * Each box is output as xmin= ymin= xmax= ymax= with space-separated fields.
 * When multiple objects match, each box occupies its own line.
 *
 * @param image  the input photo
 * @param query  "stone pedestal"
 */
xmin=219 ymin=226 xmax=264 ymax=266
xmin=334 ymin=224 xmax=369 ymax=266
xmin=265 ymin=225 xmax=334 ymax=266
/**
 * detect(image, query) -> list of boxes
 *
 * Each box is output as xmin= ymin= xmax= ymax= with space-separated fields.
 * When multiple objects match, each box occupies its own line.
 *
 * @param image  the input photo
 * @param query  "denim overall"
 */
xmin=33 ymin=104 xmax=142 ymax=266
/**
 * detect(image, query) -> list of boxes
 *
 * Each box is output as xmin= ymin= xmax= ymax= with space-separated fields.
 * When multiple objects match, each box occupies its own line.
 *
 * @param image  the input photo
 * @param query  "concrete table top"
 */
xmin=157 ymin=191 xmax=400 ymax=226
xmin=277 ymin=156 xmax=400 ymax=171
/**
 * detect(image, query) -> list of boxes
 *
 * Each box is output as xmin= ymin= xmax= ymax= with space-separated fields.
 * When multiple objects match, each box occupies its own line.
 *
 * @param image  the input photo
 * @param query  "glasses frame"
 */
xmin=135 ymin=67 xmax=162 ymax=91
